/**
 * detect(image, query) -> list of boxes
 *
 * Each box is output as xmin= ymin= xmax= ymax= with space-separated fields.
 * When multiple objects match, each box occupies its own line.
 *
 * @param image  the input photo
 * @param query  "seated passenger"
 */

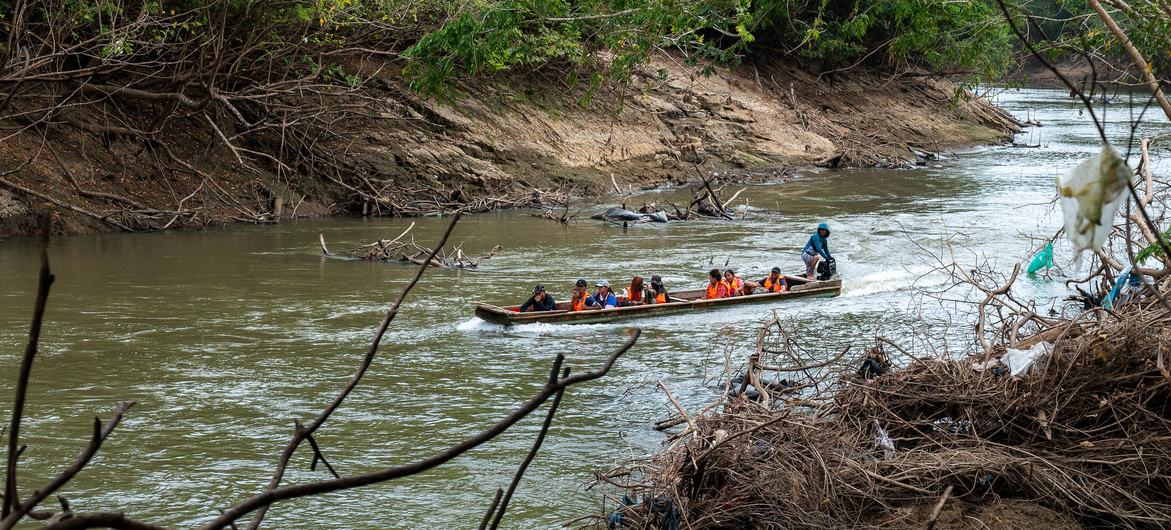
xmin=857 ymin=347 xmax=888 ymax=381
xmin=592 ymin=280 xmax=618 ymax=309
xmin=569 ymin=279 xmax=592 ymax=311
xmin=744 ymin=267 xmax=788 ymax=294
xmin=619 ymin=276 xmax=654 ymax=307
xmin=723 ymin=269 xmax=744 ymax=297
xmin=705 ymin=269 xmax=730 ymax=299
xmin=518 ymin=284 xmax=556 ymax=312
xmin=649 ymin=275 xmax=669 ymax=303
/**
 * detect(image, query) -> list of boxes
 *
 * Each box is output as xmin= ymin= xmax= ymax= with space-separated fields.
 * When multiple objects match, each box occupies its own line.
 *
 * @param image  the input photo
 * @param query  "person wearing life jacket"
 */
xmin=518 ymin=284 xmax=556 ymax=312
xmin=619 ymin=276 xmax=655 ymax=306
xmin=649 ymin=275 xmax=669 ymax=303
xmin=744 ymin=267 xmax=788 ymax=294
xmin=705 ymin=269 xmax=729 ymax=299
xmin=569 ymin=279 xmax=592 ymax=311
xmin=591 ymin=279 xmax=618 ymax=309
xmin=803 ymin=222 xmax=832 ymax=280
xmin=723 ymin=269 xmax=744 ymax=296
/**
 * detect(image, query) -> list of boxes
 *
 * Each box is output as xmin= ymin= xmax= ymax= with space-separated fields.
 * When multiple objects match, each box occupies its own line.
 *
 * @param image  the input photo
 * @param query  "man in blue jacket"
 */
xmin=803 ymin=222 xmax=832 ymax=280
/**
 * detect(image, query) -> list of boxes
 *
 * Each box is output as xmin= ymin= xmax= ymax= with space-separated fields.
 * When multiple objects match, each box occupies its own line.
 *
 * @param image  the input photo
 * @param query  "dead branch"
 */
xmin=242 ymin=214 xmax=462 ymax=529
xmin=3 ymin=215 xmax=54 ymax=520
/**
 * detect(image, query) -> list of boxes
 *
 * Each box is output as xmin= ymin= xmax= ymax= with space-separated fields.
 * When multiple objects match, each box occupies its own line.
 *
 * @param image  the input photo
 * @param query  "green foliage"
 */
xmin=401 ymin=0 xmax=1015 ymax=95
xmin=751 ymin=0 xmax=1014 ymax=78
xmin=1136 ymin=229 xmax=1171 ymax=264
xmin=12 ymin=0 xmax=1020 ymax=97
xmin=402 ymin=0 xmax=752 ymax=97
xmin=1016 ymin=0 xmax=1171 ymax=80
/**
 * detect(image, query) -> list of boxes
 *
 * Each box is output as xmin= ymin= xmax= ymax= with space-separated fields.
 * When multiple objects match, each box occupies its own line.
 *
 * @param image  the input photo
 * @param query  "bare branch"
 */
xmin=0 ymin=401 xmax=135 ymax=529
xmin=3 ymin=215 xmax=54 ymax=518
xmin=243 ymin=213 xmax=462 ymax=529
xmin=202 ymin=329 xmax=639 ymax=529
xmin=487 ymin=367 xmax=570 ymax=529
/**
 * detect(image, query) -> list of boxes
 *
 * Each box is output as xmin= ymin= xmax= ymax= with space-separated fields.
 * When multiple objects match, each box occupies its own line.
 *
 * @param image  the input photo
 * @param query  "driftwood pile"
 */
xmin=661 ymin=175 xmax=747 ymax=221
xmin=597 ymin=306 xmax=1171 ymax=529
xmin=318 ymin=222 xmax=500 ymax=269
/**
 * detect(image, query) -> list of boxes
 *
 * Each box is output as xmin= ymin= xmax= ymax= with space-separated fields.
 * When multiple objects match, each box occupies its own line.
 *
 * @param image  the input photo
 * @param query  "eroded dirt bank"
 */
xmin=0 ymin=55 xmax=1020 ymax=237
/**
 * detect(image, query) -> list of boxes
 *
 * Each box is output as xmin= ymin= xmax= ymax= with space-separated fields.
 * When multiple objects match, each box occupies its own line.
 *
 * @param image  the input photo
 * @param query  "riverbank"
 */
xmin=0 ymin=54 xmax=1020 ymax=237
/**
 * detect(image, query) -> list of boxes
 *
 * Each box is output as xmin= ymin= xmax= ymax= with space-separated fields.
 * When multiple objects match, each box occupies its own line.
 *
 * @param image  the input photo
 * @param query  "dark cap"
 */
xmin=650 ymin=275 xmax=662 ymax=284
xmin=575 ymin=279 xmax=587 ymax=288
xmin=533 ymin=284 xmax=545 ymax=293
xmin=771 ymin=266 xmax=781 ymax=274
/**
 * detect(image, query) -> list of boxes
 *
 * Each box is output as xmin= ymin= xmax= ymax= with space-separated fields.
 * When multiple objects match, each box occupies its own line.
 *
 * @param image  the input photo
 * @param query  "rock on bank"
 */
xmin=0 ymin=56 xmax=1020 ymax=236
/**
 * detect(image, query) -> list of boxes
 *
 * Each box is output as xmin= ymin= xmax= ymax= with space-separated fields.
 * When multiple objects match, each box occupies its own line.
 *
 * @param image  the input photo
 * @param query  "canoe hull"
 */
xmin=474 ymin=277 xmax=841 ymax=326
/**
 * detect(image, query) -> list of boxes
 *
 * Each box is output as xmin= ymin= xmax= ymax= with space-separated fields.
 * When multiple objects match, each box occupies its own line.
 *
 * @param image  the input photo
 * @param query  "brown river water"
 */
xmin=1 ymin=87 xmax=1168 ymax=528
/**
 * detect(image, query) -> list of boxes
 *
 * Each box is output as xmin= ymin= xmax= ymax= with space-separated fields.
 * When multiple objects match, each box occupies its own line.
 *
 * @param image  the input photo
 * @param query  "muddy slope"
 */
xmin=0 ymin=55 xmax=1020 ymax=237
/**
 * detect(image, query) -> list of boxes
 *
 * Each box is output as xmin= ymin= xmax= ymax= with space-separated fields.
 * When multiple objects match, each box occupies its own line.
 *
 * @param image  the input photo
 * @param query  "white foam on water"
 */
xmin=509 ymin=321 xmax=622 ymax=334
xmin=458 ymin=315 xmax=632 ymax=336
xmin=456 ymin=317 xmax=501 ymax=332
xmin=842 ymin=266 xmax=941 ymax=297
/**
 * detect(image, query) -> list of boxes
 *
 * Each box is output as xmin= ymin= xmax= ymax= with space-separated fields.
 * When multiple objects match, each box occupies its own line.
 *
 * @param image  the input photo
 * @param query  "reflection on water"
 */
xmin=0 ymin=88 xmax=1168 ymax=528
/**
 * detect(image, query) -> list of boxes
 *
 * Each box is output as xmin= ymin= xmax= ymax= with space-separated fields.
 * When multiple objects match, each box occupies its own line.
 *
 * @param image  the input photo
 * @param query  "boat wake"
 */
xmin=842 ymin=266 xmax=941 ymax=297
xmin=456 ymin=317 xmax=503 ymax=332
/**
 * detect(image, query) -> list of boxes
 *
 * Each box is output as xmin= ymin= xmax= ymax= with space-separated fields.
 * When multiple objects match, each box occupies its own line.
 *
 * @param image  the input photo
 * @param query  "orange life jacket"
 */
xmin=571 ymin=291 xmax=590 ymax=311
xmin=655 ymin=292 xmax=667 ymax=303
xmin=726 ymin=276 xmax=742 ymax=294
xmin=706 ymin=281 xmax=728 ymax=299
xmin=763 ymin=276 xmax=786 ymax=293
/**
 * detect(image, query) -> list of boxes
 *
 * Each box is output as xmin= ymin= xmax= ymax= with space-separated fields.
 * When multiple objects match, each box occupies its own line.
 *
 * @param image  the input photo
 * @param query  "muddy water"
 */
xmin=1 ymin=88 xmax=1168 ymax=528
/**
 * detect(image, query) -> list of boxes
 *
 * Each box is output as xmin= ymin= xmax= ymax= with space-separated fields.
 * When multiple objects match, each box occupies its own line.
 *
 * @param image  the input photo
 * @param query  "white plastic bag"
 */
xmin=1001 ymin=342 xmax=1051 ymax=377
xmin=1057 ymin=144 xmax=1132 ymax=265
xmin=873 ymin=419 xmax=895 ymax=459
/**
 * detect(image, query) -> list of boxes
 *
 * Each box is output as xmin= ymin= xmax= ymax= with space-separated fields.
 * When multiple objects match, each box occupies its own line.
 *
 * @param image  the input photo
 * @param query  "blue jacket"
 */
xmin=803 ymin=223 xmax=832 ymax=259
xmin=589 ymin=291 xmax=617 ymax=308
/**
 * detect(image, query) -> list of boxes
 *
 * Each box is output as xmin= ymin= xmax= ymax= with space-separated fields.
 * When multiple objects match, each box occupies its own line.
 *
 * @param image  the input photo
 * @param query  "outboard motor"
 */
xmin=816 ymin=257 xmax=837 ymax=281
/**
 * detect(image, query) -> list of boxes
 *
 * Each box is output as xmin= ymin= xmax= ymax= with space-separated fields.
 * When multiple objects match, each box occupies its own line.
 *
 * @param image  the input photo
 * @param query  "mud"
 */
xmin=0 ymin=55 xmax=1021 ymax=237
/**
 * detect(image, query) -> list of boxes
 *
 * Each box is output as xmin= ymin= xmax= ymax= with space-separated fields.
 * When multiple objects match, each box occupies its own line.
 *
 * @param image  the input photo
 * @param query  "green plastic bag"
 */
xmin=1027 ymin=242 xmax=1054 ymax=274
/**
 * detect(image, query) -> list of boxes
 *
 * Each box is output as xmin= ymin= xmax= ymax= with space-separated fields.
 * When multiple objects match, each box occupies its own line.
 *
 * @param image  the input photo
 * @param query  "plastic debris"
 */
xmin=1057 ymin=144 xmax=1132 ymax=266
xmin=873 ymin=420 xmax=895 ymax=459
xmin=1001 ymin=341 xmax=1051 ymax=376
xmin=1027 ymin=242 xmax=1054 ymax=274
xmin=932 ymin=416 xmax=974 ymax=434
xmin=1103 ymin=264 xmax=1143 ymax=308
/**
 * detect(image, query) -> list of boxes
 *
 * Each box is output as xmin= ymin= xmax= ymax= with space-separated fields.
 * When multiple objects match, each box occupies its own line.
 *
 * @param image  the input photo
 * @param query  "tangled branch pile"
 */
xmin=601 ymin=306 xmax=1171 ymax=528
xmin=319 ymin=223 xmax=500 ymax=269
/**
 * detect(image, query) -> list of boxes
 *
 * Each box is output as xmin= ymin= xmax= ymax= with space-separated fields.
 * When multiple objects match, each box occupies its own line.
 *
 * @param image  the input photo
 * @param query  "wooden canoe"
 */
xmin=473 ymin=275 xmax=841 ymax=326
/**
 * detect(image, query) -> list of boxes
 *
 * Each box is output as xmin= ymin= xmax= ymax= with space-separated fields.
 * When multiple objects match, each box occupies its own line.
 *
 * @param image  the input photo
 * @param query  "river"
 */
xmin=1 ymin=87 xmax=1168 ymax=528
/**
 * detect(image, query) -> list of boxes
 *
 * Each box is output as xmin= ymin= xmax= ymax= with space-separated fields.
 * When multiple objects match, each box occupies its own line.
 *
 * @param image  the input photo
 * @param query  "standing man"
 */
xmin=803 ymin=222 xmax=832 ymax=280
